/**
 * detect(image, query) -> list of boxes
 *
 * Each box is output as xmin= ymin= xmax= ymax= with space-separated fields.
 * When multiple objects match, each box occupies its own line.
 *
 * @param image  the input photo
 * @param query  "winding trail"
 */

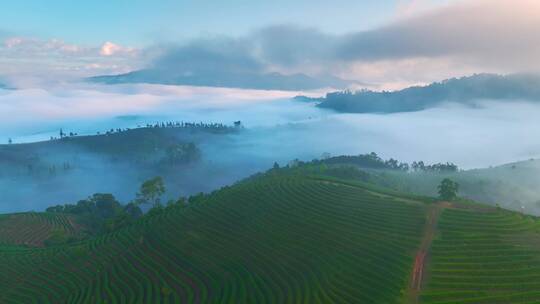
xmin=406 ymin=202 xmax=451 ymax=303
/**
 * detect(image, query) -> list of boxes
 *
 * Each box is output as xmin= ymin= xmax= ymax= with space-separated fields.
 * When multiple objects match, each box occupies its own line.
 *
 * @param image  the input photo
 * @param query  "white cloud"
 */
xmin=339 ymin=0 xmax=540 ymax=69
xmin=3 ymin=37 xmax=88 ymax=56
xmin=0 ymin=83 xmax=307 ymax=128
xmin=100 ymin=41 xmax=120 ymax=56
xmin=4 ymin=37 xmax=24 ymax=48
xmin=0 ymin=36 xmax=142 ymax=83
xmin=145 ymin=0 xmax=540 ymax=90
xmin=4 ymin=0 xmax=540 ymax=89
xmin=99 ymin=41 xmax=136 ymax=57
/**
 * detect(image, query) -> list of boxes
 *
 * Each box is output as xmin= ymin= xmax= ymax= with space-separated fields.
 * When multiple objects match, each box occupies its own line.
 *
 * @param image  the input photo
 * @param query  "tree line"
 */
xmin=43 ymin=120 xmax=242 ymax=142
xmin=314 ymin=152 xmax=459 ymax=173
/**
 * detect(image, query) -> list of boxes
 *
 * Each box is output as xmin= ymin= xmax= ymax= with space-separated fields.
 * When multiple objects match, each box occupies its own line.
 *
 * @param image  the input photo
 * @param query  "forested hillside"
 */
xmin=0 ymin=122 xmax=240 ymax=213
xmin=296 ymin=73 xmax=540 ymax=113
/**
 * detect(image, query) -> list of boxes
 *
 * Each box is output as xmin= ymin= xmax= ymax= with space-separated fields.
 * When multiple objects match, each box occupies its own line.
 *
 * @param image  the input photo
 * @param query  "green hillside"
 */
xmin=0 ymin=212 xmax=84 ymax=247
xmin=0 ymin=174 xmax=426 ymax=303
xmin=3 ymin=169 xmax=540 ymax=303
xmin=317 ymin=155 xmax=540 ymax=215
xmin=421 ymin=207 xmax=540 ymax=303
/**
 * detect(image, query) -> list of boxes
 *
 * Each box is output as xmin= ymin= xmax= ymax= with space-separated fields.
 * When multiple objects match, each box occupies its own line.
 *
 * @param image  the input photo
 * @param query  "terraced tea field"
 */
xmin=421 ymin=207 xmax=540 ymax=303
xmin=0 ymin=212 xmax=81 ymax=246
xmin=0 ymin=175 xmax=426 ymax=303
xmin=7 ymin=174 xmax=536 ymax=303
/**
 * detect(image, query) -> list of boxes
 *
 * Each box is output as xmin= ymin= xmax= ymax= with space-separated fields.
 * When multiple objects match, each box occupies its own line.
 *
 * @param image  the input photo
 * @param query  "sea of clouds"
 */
xmin=1 ymin=83 xmax=539 ymax=212
xmin=1 ymin=83 xmax=538 ymax=168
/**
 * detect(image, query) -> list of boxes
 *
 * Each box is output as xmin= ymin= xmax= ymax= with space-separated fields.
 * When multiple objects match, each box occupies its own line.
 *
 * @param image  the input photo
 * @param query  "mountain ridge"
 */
xmin=296 ymin=73 xmax=540 ymax=113
xmin=88 ymin=69 xmax=355 ymax=91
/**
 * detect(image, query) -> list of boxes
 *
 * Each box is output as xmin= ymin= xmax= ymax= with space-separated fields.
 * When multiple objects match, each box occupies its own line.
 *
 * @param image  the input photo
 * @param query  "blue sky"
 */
xmin=0 ymin=0 xmax=444 ymax=46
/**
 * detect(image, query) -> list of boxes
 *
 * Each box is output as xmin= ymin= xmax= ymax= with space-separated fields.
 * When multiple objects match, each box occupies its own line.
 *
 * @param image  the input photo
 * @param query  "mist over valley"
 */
xmin=2 ymin=79 xmax=540 ymax=214
xmin=4 ymin=2 xmax=540 ymax=302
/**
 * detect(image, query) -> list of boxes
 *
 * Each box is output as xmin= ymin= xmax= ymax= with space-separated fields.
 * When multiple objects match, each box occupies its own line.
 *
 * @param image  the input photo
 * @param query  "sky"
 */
xmin=0 ymin=0 xmax=460 ymax=88
xmin=1 ymin=0 xmax=540 ymax=89
xmin=0 ymin=1 xmax=449 ymax=46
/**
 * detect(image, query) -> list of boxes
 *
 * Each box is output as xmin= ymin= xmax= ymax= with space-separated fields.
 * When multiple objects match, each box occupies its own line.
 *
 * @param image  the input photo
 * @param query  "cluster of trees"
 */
xmin=47 ymin=120 xmax=241 ymax=142
xmin=271 ymin=161 xmax=372 ymax=182
xmin=49 ymin=128 xmax=79 ymax=141
xmin=130 ymin=121 xmax=240 ymax=134
xmin=46 ymin=193 xmax=136 ymax=217
xmin=410 ymin=161 xmax=458 ymax=173
xmin=318 ymin=153 xmax=459 ymax=173
xmin=45 ymin=176 xmax=208 ymax=234
xmin=141 ymin=121 xmax=241 ymax=129
xmin=321 ymin=153 xmax=410 ymax=170
xmin=46 ymin=177 xmax=173 ymax=232
xmin=46 ymin=193 xmax=143 ymax=233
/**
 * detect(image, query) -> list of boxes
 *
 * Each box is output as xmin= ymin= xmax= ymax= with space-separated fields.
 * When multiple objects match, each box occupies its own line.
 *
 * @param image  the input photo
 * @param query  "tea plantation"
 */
xmin=4 ymin=172 xmax=540 ymax=303
xmin=0 ymin=175 xmax=426 ymax=303
xmin=0 ymin=212 xmax=82 ymax=247
xmin=421 ymin=207 xmax=540 ymax=303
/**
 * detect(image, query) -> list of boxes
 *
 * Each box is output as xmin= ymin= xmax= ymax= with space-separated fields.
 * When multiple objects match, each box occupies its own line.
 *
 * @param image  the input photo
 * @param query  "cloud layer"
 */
xmin=0 ymin=37 xmax=140 ymax=85
xmin=2 ymin=0 xmax=540 ymax=89
xmin=2 ymin=83 xmax=540 ymax=168
xmin=339 ymin=0 xmax=540 ymax=67
xmin=3 ymin=82 xmax=540 ymax=213
xmin=138 ymin=0 xmax=540 ymax=89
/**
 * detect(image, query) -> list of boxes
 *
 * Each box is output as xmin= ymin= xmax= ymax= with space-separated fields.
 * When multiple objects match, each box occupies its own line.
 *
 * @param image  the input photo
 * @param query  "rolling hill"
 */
xmin=0 ymin=123 xmax=238 ymax=213
xmin=88 ymin=69 xmax=353 ymax=91
xmin=313 ymin=154 xmax=540 ymax=216
xmin=384 ymin=159 xmax=540 ymax=216
xmin=421 ymin=206 xmax=540 ymax=303
xmin=296 ymin=73 xmax=540 ymax=113
xmin=0 ymin=173 xmax=427 ymax=303
xmin=1 ymin=168 xmax=540 ymax=303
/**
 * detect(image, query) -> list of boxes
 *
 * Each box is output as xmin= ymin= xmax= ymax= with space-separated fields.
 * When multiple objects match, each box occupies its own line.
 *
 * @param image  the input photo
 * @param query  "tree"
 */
xmin=124 ymin=202 xmax=143 ymax=218
xmin=93 ymin=193 xmax=122 ymax=218
xmin=438 ymin=178 xmax=459 ymax=201
xmin=137 ymin=177 xmax=166 ymax=207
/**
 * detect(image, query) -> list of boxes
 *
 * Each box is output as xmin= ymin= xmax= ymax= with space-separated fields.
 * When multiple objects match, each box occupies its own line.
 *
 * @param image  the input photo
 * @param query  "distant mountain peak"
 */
xmin=87 ymin=69 xmax=356 ymax=91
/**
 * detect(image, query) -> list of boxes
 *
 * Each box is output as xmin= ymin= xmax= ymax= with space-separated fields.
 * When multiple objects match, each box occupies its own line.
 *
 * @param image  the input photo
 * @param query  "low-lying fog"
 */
xmin=1 ymin=83 xmax=539 ymax=213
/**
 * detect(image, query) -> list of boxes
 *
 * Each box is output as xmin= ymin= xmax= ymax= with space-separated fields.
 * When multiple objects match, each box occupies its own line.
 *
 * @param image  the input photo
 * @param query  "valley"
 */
xmin=2 ymin=1 xmax=540 ymax=302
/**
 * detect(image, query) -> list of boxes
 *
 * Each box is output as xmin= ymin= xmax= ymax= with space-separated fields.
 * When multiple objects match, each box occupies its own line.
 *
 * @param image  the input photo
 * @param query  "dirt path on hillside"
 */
xmin=406 ymin=202 xmax=451 ymax=304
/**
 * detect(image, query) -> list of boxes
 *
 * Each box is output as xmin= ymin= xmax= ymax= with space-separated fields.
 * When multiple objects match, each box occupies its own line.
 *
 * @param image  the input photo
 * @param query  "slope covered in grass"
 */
xmin=421 ymin=207 xmax=540 ymax=304
xmin=0 ymin=212 xmax=83 ymax=247
xmin=0 ymin=174 xmax=426 ymax=303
